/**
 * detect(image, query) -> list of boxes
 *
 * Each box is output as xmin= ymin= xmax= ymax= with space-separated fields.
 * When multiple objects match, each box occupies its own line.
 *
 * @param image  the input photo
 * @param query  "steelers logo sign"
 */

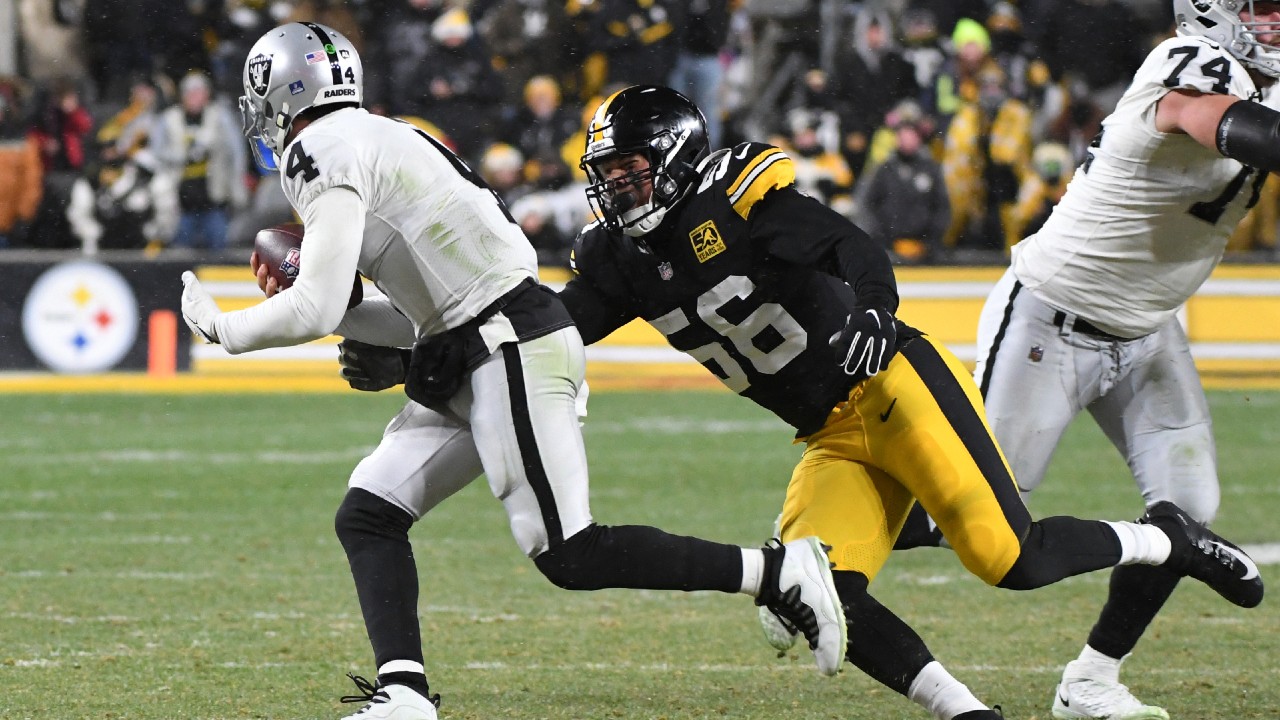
xmin=22 ymin=261 xmax=139 ymax=374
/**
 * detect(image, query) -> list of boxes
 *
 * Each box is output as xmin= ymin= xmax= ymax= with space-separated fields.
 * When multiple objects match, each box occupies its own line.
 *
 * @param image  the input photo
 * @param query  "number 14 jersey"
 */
xmin=1012 ymin=35 xmax=1280 ymax=338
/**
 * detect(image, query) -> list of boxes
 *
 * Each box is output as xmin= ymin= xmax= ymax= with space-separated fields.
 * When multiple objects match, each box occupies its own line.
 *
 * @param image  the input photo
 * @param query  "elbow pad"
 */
xmin=1216 ymin=100 xmax=1280 ymax=173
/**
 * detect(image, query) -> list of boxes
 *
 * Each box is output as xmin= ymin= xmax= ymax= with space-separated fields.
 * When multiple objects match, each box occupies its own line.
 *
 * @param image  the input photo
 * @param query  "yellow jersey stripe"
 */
xmin=728 ymin=150 xmax=794 ymax=219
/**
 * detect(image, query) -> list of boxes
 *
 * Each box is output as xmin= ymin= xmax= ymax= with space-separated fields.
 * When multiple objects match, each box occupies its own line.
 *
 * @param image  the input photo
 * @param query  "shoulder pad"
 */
xmin=1142 ymin=36 xmax=1255 ymax=99
xmin=569 ymin=219 xmax=608 ymax=277
xmin=700 ymin=142 xmax=796 ymax=220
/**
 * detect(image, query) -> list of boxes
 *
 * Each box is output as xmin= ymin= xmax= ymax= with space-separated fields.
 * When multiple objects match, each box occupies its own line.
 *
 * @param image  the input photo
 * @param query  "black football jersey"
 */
xmin=562 ymin=142 xmax=917 ymax=436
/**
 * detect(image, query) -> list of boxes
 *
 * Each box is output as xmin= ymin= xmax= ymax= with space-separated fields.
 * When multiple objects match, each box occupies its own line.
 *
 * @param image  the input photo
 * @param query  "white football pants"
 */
xmin=974 ymin=268 xmax=1220 ymax=522
xmin=347 ymin=326 xmax=594 ymax=557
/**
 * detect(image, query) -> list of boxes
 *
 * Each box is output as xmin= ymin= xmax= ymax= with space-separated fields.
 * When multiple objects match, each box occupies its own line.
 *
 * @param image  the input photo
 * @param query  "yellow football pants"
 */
xmin=779 ymin=335 xmax=1032 ymax=585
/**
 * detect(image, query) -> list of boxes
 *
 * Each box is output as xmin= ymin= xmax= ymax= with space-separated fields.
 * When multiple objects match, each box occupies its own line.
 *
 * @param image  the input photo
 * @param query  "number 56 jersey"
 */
xmin=1013 ymin=35 xmax=1280 ymax=338
xmin=563 ymin=142 xmax=916 ymax=437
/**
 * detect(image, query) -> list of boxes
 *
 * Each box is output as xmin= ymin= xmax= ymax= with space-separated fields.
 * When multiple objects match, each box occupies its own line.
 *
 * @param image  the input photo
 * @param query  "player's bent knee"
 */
xmin=532 ymin=524 xmax=609 ymax=590
xmin=334 ymin=487 xmax=414 ymax=545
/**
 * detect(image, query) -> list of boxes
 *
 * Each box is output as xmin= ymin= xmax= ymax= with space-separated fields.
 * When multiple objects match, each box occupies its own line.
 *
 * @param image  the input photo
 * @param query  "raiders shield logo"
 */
xmin=247 ymin=53 xmax=272 ymax=97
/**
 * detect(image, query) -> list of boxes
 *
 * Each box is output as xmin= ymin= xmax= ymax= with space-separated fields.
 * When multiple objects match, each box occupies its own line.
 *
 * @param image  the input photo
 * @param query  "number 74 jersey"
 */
xmin=1012 ymin=35 xmax=1280 ymax=338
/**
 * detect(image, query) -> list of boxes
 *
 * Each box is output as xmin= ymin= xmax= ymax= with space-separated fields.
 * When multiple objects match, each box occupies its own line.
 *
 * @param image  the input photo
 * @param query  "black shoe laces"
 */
xmin=340 ymin=673 xmax=442 ymax=711
xmin=756 ymin=540 xmax=820 ymax=650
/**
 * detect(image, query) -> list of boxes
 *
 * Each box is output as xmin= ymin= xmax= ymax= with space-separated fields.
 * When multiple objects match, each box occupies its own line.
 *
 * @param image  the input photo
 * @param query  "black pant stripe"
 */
xmin=501 ymin=344 xmax=564 ymax=545
xmin=902 ymin=338 xmax=1031 ymax=534
xmin=977 ymin=280 xmax=1022 ymax=399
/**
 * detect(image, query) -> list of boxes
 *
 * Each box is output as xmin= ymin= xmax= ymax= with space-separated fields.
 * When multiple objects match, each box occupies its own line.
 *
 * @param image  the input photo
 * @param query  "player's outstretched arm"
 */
xmin=1157 ymin=89 xmax=1280 ymax=172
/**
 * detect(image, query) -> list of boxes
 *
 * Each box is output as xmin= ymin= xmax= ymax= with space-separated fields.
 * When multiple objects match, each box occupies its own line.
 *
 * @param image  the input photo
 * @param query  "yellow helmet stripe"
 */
xmin=587 ymin=88 xmax=629 ymax=146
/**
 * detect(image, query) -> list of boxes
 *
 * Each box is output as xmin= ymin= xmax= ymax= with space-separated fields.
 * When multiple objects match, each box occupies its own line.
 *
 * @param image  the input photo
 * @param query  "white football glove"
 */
xmin=180 ymin=270 xmax=221 ymax=344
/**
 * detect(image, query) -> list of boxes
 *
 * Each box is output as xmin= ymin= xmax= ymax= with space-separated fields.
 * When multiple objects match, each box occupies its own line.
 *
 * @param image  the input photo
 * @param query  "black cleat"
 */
xmin=1143 ymin=501 xmax=1263 ymax=608
xmin=955 ymin=705 xmax=1003 ymax=719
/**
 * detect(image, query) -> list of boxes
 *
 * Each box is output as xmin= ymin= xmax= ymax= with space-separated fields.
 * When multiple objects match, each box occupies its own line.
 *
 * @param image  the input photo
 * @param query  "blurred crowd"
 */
xmin=2 ymin=0 xmax=1276 ymax=267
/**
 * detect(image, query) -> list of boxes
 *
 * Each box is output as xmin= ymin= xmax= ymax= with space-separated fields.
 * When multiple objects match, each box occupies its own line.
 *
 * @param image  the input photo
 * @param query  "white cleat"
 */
xmin=340 ymin=676 xmax=440 ymax=720
xmin=1052 ymin=676 xmax=1169 ymax=720
xmin=756 ymin=536 xmax=847 ymax=676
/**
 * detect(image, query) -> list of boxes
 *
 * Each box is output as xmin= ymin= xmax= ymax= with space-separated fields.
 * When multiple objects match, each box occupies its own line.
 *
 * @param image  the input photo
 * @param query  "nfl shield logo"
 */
xmin=658 ymin=262 xmax=673 ymax=281
xmin=281 ymin=247 xmax=302 ymax=282
xmin=1028 ymin=345 xmax=1044 ymax=362
xmin=288 ymin=80 xmax=305 ymax=95
xmin=247 ymin=53 xmax=272 ymax=96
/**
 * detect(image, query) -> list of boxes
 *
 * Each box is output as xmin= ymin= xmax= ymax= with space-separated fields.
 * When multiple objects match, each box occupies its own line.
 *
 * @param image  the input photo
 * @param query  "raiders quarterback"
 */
xmin=970 ymin=1 xmax=1280 ymax=717
xmin=179 ymin=23 xmax=849 ymax=720
xmin=338 ymin=85 xmax=1263 ymax=720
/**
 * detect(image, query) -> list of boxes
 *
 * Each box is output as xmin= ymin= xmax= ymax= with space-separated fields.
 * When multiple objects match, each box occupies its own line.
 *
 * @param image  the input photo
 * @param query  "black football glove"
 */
xmin=829 ymin=306 xmax=897 ymax=383
xmin=338 ymin=339 xmax=408 ymax=392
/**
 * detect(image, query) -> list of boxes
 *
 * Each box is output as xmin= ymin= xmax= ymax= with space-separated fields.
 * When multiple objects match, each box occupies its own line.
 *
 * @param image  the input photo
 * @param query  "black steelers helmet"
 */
xmin=580 ymin=85 xmax=710 ymax=236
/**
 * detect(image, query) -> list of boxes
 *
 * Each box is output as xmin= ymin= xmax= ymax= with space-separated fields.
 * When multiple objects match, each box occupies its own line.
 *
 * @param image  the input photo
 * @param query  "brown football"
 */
xmin=252 ymin=222 xmax=363 ymax=309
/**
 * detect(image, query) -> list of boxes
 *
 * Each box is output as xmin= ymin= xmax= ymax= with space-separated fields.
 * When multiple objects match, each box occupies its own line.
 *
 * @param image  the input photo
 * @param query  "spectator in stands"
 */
xmin=932 ymin=18 xmax=1002 ymax=129
xmin=0 ymin=90 xmax=43 ymax=248
xmin=589 ymin=0 xmax=683 ymax=87
xmin=364 ymin=0 xmax=448 ymax=116
xmin=508 ymin=148 xmax=590 ymax=268
xmin=942 ymin=64 xmax=1034 ymax=253
xmin=828 ymin=7 xmax=918 ymax=182
xmin=153 ymin=71 xmax=246 ymax=251
xmin=907 ymin=0 xmax=996 ymax=37
xmin=409 ymin=8 xmax=502 ymax=160
xmin=1047 ymin=80 xmax=1107 ymax=167
xmin=778 ymin=107 xmax=854 ymax=217
xmin=27 ymin=78 xmax=93 ymax=249
xmin=503 ymin=75 xmax=582 ymax=170
xmin=668 ymin=0 xmax=730 ymax=149
xmin=95 ymin=75 xmax=161 ymax=164
xmin=900 ymin=8 xmax=947 ymax=114
xmin=1013 ymin=141 xmax=1074 ymax=242
xmin=480 ymin=0 xmax=574 ymax=107
xmin=854 ymin=101 xmax=950 ymax=265
xmin=479 ymin=142 xmax=531 ymax=208
xmin=67 ymin=146 xmax=175 ymax=255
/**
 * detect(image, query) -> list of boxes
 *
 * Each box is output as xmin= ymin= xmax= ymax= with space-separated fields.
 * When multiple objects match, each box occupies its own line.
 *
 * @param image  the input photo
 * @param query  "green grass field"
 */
xmin=2 ymin=389 xmax=1277 ymax=720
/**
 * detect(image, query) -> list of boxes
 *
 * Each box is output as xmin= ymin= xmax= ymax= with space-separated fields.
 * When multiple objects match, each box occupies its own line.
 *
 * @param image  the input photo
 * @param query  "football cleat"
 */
xmin=755 ymin=536 xmax=847 ymax=676
xmin=1052 ymin=676 xmax=1168 ymax=720
xmin=340 ymin=674 xmax=441 ymax=720
xmin=758 ymin=603 xmax=799 ymax=653
xmin=1143 ymin=501 xmax=1264 ymax=608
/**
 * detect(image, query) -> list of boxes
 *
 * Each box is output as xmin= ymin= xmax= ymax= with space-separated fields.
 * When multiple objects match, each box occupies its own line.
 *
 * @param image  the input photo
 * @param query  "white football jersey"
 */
xmin=1012 ymin=36 xmax=1280 ymax=337
xmin=280 ymin=108 xmax=536 ymax=338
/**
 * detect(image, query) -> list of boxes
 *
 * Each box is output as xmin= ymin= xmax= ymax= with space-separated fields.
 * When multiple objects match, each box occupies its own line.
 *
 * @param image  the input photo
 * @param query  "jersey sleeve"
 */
xmin=563 ymin=224 xmax=638 ymax=345
xmin=1137 ymin=36 xmax=1258 ymax=100
xmin=717 ymin=142 xmax=797 ymax=220
xmin=278 ymin=130 xmax=367 ymax=213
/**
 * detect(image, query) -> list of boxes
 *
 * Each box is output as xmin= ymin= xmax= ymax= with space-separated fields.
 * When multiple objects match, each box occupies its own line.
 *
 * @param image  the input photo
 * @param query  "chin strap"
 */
xmin=1216 ymin=98 xmax=1280 ymax=173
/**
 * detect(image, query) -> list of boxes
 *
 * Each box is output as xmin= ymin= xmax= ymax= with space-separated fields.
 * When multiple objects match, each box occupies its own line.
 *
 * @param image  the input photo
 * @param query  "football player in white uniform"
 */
xmin=972 ymin=2 xmax=1280 ymax=718
xmin=179 ymin=23 xmax=848 ymax=720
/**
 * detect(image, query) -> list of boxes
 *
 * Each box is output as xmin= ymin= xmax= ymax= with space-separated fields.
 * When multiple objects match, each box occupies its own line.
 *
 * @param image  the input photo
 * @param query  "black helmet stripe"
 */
xmin=300 ymin=21 xmax=344 ymax=86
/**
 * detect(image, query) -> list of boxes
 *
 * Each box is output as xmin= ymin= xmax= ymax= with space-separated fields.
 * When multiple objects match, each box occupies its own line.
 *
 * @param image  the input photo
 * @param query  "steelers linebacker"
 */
xmin=555 ymin=85 xmax=1264 ymax=720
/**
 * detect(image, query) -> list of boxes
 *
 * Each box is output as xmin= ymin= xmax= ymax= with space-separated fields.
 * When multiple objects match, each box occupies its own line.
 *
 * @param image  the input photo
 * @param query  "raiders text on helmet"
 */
xmin=1174 ymin=0 xmax=1280 ymax=77
xmin=239 ymin=22 xmax=364 ymax=167
xmin=580 ymin=86 xmax=710 ymax=237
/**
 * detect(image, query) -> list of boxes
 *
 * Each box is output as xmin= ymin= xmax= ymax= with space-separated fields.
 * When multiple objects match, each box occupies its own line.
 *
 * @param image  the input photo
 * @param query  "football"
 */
xmin=252 ymin=222 xmax=363 ymax=309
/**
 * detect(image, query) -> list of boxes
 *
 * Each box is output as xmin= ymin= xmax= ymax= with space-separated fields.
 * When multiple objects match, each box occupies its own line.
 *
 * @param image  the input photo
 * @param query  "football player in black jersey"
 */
xmin=335 ymin=86 xmax=1262 ymax=720
xmin=556 ymin=86 xmax=1263 ymax=720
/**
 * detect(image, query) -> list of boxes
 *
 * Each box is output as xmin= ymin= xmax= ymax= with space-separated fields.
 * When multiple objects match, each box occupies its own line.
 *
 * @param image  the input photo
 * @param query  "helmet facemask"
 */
xmin=583 ymin=128 xmax=697 ymax=237
xmin=1177 ymin=0 xmax=1280 ymax=78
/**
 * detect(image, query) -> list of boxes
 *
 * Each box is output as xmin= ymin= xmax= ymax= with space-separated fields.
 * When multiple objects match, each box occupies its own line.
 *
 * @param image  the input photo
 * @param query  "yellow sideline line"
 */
xmin=0 ymin=367 xmax=1275 ymax=394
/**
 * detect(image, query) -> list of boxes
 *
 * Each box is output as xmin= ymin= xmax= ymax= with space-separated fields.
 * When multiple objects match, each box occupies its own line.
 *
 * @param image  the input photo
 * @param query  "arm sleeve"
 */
xmin=213 ymin=187 xmax=366 ymax=353
xmin=558 ymin=276 xmax=635 ymax=346
xmin=334 ymin=294 xmax=418 ymax=347
xmin=752 ymin=186 xmax=899 ymax=312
